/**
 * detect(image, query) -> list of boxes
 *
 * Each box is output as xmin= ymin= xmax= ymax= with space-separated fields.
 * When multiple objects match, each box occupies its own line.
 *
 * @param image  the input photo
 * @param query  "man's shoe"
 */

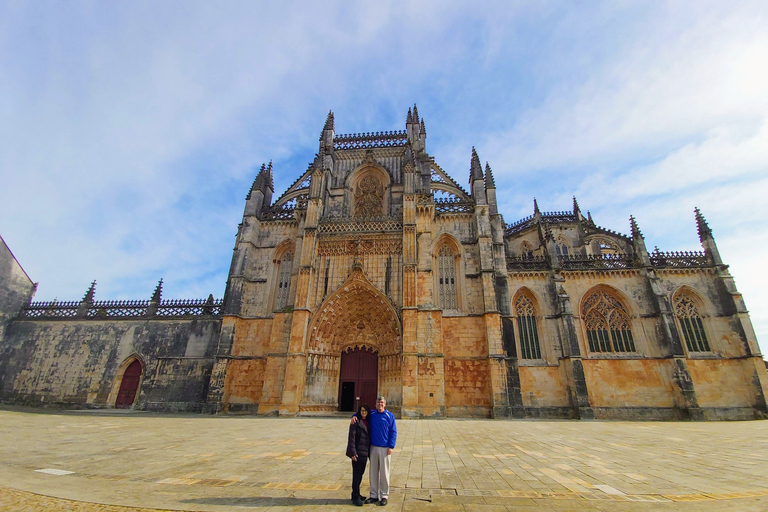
xmin=364 ymin=498 xmax=378 ymax=504
xmin=353 ymin=497 xmax=363 ymax=506
xmin=379 ymin=498 xmax=388 ymax=506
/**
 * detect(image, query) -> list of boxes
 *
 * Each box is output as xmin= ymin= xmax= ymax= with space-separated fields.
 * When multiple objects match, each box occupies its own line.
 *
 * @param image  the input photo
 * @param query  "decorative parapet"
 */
xmin=541 ymin=211 xmax=577 ymax=223
xmin=20 ymin=297 xmax=222 ymax=320
xmin=505 ymin=215 xmax=536 ymax=236
xmin=506 ymin=256 xmax=550 ymax=271
xmin=261 ymin=208 xmax=296 ymax=221
xmin=650 ymin=250 xmax=710 ymax=268
xmin=559 ymin=253 xmax=637 ymax=270
xmin=333 ymin=131 xmax=408 ymax=150
xmin=435 ymin=198 xmax=474 ymax=214
xmin=317 ymin=217 xmax=403 ymax=235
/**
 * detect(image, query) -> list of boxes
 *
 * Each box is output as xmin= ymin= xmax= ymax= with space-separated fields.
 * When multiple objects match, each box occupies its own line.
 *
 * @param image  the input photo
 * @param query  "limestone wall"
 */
xmin=0 ymin=236 xmax=35 ymax=341
xmin=0 ymin=318 xmax=220 ymax=411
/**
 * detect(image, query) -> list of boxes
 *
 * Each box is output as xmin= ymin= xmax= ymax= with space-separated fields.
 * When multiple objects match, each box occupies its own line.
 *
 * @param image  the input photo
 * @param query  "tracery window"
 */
xmin=674 ymin=292 xmax=710 ymax=352
xmin=582 ymin=289 xmax=636 ymax=353
xmin=437 ymin=245 xmax=457 ymax=309
xmin=515 ymin=294 xmax=541 ymax=359
xmin=555 ymin=242 xmax=569 ymax=257
xmin=520 ymin=241 xmax=533 ymax=259
xmin=274 ymin=251 xmax=293 ymax=310
xmin=354 ymin=175 xmax=383 ymax=219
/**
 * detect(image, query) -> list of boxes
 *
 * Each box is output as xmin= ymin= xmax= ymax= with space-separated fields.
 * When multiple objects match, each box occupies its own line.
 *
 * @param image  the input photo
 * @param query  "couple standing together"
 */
xmin=346 ymin=396 xmax=397 ymax=506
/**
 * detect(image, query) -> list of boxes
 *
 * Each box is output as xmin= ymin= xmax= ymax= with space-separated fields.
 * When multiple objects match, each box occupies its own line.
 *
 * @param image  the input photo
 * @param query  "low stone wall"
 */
xmin=0 ymin=317 xmax=221 ymax=411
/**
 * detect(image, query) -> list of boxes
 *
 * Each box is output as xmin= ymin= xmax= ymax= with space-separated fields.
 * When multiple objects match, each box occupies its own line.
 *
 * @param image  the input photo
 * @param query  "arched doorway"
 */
xmin=339 ymin=347 xmax=378 ymax=411
xmin=115 ymin=359 xmax=142 ymax=409
xmin=302 ymin=266 xmax=402 ymax=412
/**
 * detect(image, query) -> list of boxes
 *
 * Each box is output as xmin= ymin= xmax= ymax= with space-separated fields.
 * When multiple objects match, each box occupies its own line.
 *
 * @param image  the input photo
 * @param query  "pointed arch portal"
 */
xmin=115 ymin=359 xmax=142 ymax=409
xmin=303 ymin=267 xmax=401 ymax=411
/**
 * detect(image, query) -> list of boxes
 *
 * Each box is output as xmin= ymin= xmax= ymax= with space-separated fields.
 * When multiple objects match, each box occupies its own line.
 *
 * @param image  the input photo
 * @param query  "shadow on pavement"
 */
xmin=181 ymin=496 xmax=353 ymax=507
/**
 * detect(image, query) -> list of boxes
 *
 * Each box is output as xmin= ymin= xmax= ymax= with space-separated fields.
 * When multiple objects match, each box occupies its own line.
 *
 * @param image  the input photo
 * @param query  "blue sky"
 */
xmin=1 ymin=1 xmax=767 ymax=348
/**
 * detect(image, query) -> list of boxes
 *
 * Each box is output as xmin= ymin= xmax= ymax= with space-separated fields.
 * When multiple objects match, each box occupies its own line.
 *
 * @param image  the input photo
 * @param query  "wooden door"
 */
xmin=338 ymin=348 xmax=378 ymax=411
xmin=115 ymin=359 xmax=142 ymax=409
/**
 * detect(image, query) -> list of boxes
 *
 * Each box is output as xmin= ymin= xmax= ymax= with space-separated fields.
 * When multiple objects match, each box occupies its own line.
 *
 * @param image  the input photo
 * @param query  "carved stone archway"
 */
xmin=301 ymin=266 xmax=402 ymax=412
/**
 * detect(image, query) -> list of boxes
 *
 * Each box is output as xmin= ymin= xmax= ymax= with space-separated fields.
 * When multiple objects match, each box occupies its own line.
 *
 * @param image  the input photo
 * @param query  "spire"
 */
xmin=266 ymin=160 xmax=274 ymax=190
xmin=630 ymin=215 xmax=643 ymax=239
xmin=151 ymin=278 xmax=163 ymax=303
xmin=533 ymin=198 xmax=540 ymax=215
xmin=573 ymin=196 xmax=581 ymax=214
xmin=469 ymin=147 xmax=483 ymax=183
xmin=82 ymin=281 xmax=96 ymax=303
xmin=694 ymin=207 xmax=713 ymax=241
xmin=484 ymin=162 xmax=495 ymax=189
xmin=323 ymin=110 xmax=334 ymax=131
xmin=406 ymin=107 xmax=413 ymax=124
xmin=420 ymin=118 xmax=426 ymax=136
xmin=412 ymin=104 xmax=419 ymax=124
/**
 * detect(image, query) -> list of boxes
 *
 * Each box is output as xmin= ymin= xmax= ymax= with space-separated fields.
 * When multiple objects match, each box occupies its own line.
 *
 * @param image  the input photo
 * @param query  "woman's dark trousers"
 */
xmin=351 ymin=457 xmax=368 ymax=500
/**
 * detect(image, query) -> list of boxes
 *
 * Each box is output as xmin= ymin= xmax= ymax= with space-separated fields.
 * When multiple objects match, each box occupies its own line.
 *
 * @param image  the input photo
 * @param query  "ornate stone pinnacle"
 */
xmin=630 ymin=215 xmax=643 ymax=239
xmin=573 ymin=196 xmax=581 ymax=214
xmin=82 ymin=280 xmax=96 ymax=303
xmin=470 ymin=147 xmax=483 ymax=183
xmin=534 ymin=198 xmax=540 ymax=215
xmin=694 ymin=207 xmax=713 ymax=240
xmin=151 ymin=279 xmax=163 ymax=303
xmin=484 ymin=162 xmax=495 ymax=189
xmin=323 ymin=110 xmax=334 ymax=131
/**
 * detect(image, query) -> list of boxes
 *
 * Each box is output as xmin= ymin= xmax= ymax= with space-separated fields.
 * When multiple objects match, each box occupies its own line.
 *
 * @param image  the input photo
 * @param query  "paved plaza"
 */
xmin=1 ymin=407 xmax=768 ymax=511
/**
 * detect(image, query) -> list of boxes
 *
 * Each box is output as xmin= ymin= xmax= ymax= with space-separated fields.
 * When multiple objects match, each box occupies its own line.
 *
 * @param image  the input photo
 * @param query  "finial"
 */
xmin=412 ymin=104 xmax=419 ymax=124
xmin=323 ymin=110 xmax=334 ymax=131
xmin=694 ymin=207 xmax=713 ymax=240
xmin=266 ymin=160 xmax=274 ymax=189
xmin=151 ymin=279 xmax=163 ymax=303
xmin=420 ymin=118 xmax=426 ymax=135
xmin=82 ymin=280 xmax=96 ymax=303
xmin=534 ymin=198 xmax=540 ymax=215
xmin=587 ymin=210 xmax=593 ymax=223
xmin=406 ymin=107 xmax=413 ymax=124
xmin=469 ymin=147 xmax=483 ymax=182
xmin=630 ymin=215 xmax=643 ymax=239
xmin=484 ymin=162 xmax=496 ymax=189
xmin=573 ymin=196 xmax=581 ymax=214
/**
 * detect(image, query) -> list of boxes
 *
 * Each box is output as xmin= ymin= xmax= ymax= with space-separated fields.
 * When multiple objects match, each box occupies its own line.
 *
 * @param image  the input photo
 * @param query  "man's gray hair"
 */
xmin=377 ymin=396 xmax=386 ymax=402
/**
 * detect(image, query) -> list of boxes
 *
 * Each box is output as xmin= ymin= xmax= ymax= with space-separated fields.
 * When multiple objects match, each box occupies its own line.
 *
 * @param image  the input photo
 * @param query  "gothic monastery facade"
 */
xmin=1 ymin=106 xmax=767 ymax=420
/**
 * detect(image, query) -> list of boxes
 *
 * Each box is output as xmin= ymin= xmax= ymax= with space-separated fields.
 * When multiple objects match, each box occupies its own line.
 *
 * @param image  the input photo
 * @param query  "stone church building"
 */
xmin=1 ymin=107 xmax=767 ymax=420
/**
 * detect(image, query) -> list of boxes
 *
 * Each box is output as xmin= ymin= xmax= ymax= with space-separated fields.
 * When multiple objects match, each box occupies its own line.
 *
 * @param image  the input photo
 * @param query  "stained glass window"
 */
xmin=582 ymin=289 xmax=636 ymax=353
xmin=674 ymin=293 xmax=710 ymax=352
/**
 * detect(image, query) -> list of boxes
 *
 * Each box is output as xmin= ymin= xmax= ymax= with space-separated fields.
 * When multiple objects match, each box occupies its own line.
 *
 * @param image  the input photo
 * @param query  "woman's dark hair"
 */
xmin=357 ymin=404 xmax=370 ymax=418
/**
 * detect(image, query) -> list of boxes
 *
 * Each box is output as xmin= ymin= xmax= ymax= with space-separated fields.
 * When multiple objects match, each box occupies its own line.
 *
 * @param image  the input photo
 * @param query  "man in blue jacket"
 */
xmin=364 ymin=396 xmax=397 ymax=506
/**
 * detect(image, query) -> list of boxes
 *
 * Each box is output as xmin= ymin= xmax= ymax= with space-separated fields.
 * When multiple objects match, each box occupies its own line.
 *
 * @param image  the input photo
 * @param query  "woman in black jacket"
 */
xmin=346 ymin=404 xmax=371 ymax=506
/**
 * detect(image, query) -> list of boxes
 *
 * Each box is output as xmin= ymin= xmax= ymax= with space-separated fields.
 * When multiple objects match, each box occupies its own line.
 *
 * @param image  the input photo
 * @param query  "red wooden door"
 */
xmin=338 ymin=348 xmax=378 ymax=411
xmin=115 ymin=359 xmax=142 ymax=409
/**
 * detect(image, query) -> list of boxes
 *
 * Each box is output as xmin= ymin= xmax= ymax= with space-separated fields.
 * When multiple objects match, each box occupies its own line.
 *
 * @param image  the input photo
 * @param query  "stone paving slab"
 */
xmin=1 ymin=407 xmax=768 ymax=510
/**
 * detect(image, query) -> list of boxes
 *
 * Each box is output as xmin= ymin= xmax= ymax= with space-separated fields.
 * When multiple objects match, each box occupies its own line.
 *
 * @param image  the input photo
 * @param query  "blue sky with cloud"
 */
xmin=1 ymin=1 xmax=767 ymax=348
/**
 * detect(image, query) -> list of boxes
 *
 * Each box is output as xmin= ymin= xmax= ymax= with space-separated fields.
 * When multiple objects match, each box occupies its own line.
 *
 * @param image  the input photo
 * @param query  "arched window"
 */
xmin=354 ymin=175 xmax=383 ymax=219
xmin=674 ymin=292 xmax=710 ymax=352
xmin=515 ymin=293 xmax=541 ymax=359
xmin=582 ymin=288 xmax=636 ymax=353
xmin=555 ymin=240 xmax=569 ymax=257
xmin=519 ymin=241 xmax=533 ymax=259
xmin=437 ymin=244 xmax=457 ymax=310
xmin=274 ymin=251 xmax=293 ymax=310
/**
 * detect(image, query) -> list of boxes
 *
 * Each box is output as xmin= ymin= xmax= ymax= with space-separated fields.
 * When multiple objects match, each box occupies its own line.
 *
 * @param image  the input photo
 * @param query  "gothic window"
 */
xmin=515 ymin=294 xmax=541 ymax=359
xmin=437 ymin=244 xmax=457 ymax=310
xmin=555 ymin=241 xmax=569 ymax=257
xmin=274 ymin=251 xmax=293 ymax=310
xmin=520 ymin=241 xmax=533 ymax=259
xmin=674 ymin=292 xmax=710 ymax=352
xmin=354 ymin=175 xmax=383 ymax=219
xmin=582 ymin=289 xmax=636 ymax=353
